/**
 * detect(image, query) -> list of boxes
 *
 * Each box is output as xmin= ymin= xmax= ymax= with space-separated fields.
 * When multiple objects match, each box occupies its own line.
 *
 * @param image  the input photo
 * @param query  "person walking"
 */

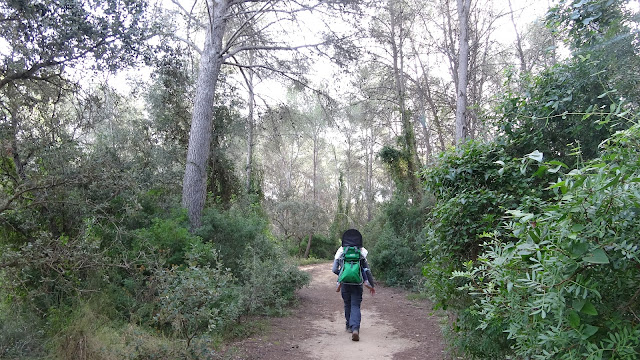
xmin=332 ymin=229 xmax=376 ymax=341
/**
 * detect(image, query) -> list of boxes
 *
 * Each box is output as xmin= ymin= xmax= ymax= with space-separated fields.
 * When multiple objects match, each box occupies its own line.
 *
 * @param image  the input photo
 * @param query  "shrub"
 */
xmin=453 ymin=123 xmax=640 ymax=359
xmin=421 ymin=141 xmax=551 ymax=309
xmin=368 ymin=226 xmax=424 ymax=289
xmin=153 ymin=248 xmax=240 ymax=347
xmin=0 ymin=230 xmax=107 ymax=313
xmin=196 ymin=203 xmax=268 ymax=273
xmin=133 ymin=214 xmax=200 ymax=267
xmin=240 ymin=244 xmax=310 ymax=315
xmin=0 ymin=299 xmax=45 ymax=358
xmin=367 ymin=194 xmax=431 ymax=289
xmin=290 ymin=234 xmax=338 ymax=260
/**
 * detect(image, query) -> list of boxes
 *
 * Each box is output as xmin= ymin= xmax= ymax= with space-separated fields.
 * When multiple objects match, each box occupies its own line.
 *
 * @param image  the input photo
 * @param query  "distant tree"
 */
xmin=369 ymin=0 xmax=423 ymax=202
xmin=177 ymin=0 xmax=362 ymax=228
xmin=0 ymin=0 xmax=155 ymax=220
xmin=271 ymin=200 xmax=328 ymax=258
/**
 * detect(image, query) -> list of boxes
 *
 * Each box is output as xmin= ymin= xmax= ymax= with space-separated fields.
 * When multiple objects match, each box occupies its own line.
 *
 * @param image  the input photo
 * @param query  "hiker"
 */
xmin=332 ymin=229 xmax=376 ymax=341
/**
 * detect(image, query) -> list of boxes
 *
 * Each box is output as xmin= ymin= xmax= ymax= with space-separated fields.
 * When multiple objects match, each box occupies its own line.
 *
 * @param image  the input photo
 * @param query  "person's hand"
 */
xmin=369 ymin=287 xmax=375 ymax=296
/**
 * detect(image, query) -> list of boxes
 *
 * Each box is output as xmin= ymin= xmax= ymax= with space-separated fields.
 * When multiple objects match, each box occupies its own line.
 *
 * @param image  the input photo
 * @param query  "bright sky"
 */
xmin=107 ymin=0 xmax=552 ymax=101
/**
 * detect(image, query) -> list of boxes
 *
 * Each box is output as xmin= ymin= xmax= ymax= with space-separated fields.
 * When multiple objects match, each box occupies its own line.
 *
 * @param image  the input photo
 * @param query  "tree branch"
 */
xmin=222 ymin=41 xmax=326 ymax=60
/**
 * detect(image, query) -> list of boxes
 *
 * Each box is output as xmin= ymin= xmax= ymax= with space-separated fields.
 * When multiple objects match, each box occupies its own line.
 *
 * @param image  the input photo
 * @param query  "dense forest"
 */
xmin=1 ymin=0 xmax=639 ymax=358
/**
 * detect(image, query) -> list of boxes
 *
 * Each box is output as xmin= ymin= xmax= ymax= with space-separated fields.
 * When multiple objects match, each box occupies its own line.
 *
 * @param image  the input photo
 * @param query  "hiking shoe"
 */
xmin=351 ymin=330 xmax=359 ymax=341
xmin=346 ymin=325 xmax=353 ymax=333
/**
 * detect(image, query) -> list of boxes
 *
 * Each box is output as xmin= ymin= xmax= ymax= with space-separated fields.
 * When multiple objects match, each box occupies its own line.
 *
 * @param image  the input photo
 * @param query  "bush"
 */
xmin=50 ymin=304 xmax=206 ymax=360
xmin=0 ymin=298 xmax=45 ymax=358
xmin=133 ymin=214 xmax=200 ymax=267
xmin=421 ymin=141 xmax=551 ymax=309
xmin=240 ymin=244 xmax=310 ymax=315
xmin=153 ymin=246 xmax=240 ymax=347
xmin=453 ymin=123 xmax=640 ymax=358
xmin=0 ymin=230 xmax=108 ymax=313
xmin=290 ymin=234 xmax=338 ymax=260
xmin=367 ymin=194 xmax=432 ymax=289
xmin=196 ymin=202 xmax=268 ymax=274
xmin=0 ymin=192 xmax=310 ymax=358
xmin=368 ymin=226 xmax=423 ymax=289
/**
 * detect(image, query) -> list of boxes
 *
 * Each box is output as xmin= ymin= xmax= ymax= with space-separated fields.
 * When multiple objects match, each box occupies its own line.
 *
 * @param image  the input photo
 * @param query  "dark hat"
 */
xmin=341 ymin=229 xmax=363 ymax=247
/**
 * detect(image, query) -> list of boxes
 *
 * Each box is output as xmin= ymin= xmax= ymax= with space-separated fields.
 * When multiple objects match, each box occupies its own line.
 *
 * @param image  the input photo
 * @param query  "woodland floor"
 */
xmin=216 ymin=262 xmax=447 ymax=360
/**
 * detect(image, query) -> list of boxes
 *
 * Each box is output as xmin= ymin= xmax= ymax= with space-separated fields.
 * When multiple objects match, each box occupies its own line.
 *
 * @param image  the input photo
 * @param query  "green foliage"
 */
xmin=0 ymin=230 xmax=107 ymax=313
xmin=240 ymin=246 xmax=310 ymax=315
xmin=501 ymin=0 xmax=640 ymax=168
xmin=154 ymin=246 xmax=240 ymax=347
xmin=368 ymin=193 xmax=432 ymax=289
xmin=196 ymin=201 xmax=309 ymax=314
xmin=133 ymin=215 xmax=199 ymax=267
xmin=421 ymin=141 xmax=551 ymax=309
xmin=49 ymin=304 xmax=206 ymax=360
xmin=500 ymin=57 xmax=623 ymax=166
xmin=379 ymin=145 xmax=414 ymax=195
xmin=196 ymin=202 xmax=268 ymax=273
xmin=0 ymin=0 xmax=154 ymax=82
xmin=445 ymin=308 xmax=512 ymax=360
xmin=290 ymin=234 xmax=338 ymax=260
xmin=547 ymin=0 xmax=631 ymax=50
xmin=452 ymin=122 xmax=640 ymax=359
xmin=309 ymin=234 xmax=340 ymax=260
xmin=0 ymin=298 xmax=45 ymax=358
xmin=368 ymin=227 xmax=423 ymax=289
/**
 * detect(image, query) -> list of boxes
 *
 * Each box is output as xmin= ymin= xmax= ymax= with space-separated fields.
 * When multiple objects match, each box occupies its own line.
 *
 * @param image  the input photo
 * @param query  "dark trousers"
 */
xmin=341 ymin=284 xmax=363 ymax=331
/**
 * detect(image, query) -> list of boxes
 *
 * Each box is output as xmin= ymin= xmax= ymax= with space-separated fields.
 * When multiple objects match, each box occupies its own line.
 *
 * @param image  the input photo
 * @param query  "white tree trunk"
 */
xmin=455 ymin=0 xmax=471 ymax=145
xmin=245 ymin=71 xmax=255 ymax=193
xmin=182 ymin=0 xmax=230 ymax=229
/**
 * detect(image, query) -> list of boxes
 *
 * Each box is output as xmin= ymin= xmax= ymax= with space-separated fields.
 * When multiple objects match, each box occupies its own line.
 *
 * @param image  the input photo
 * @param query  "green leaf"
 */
xmin=534 ymin=165 xmax=548 ymax=177
xmin=571 ymin=242 xmax=589 ymax=257
xmin=573 ymin=299 xmax=586 ymax=311
xmin=581 ymin=301 xmax=598 ymax=316
xmin=571 ymin=224 xmax=585 ymax=232
xmin=548 ymin=160 xmax=568 ymax=168
xmin=569 ymin=311 xmax=581 ymax=328
xmin=598 ymin=175 xmax=620 ymax=191
xmin=583 ymin=324 xmax=599 ymax=339
xmin=583 ymin=248 xmax=609 ymax=264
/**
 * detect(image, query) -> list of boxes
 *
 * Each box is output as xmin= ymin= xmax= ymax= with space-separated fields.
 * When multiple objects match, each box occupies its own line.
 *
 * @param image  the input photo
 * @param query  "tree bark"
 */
xmin=182 ymin=0 xmax=231 ymax=229
xmin=245 ymin=70 xmax=255 ymax=194
xmin=455 ymin=0 xmax=471 ymax=145
xmin=389 ymin=1 xmax=422 ymax=201
xmin=304 ymin=233 xmax=312 ymax=258
xmin=508 ymin=0 xmax=527 ymax=75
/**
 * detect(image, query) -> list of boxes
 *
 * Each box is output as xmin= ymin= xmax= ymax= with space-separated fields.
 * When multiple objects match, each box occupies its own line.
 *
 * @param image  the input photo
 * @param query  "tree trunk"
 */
xmin=365 ymin=127 xmax=374 ymax=222
xmin=304 ymin=233 xmax=313 ymax=258
xmin=245 ymin=71 xmax=255 ymax=194
xmin=390 ymin=1 xmax=422 ymax=201
xmin=182 ymin=0 xmax=230 ymax=229
xmin=312 ymin=129 xmax=318 ymax=204
xmin=455 ymin=0 xmax=471 ymax=145
xmin=508 ymin=0 xmax=527 ymax=75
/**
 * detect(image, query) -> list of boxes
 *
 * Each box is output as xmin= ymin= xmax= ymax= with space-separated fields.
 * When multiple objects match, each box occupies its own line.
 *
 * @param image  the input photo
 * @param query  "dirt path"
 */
xmin=218 ymin=262 xmax=446 ymax=359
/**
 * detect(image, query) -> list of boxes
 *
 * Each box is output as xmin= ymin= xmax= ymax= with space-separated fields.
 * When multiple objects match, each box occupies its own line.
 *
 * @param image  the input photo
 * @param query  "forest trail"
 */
xmin=218 ymin=262 xmax=446 ymax=359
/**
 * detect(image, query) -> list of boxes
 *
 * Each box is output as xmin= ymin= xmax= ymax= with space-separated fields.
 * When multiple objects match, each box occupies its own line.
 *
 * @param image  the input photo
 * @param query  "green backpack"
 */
xmin=338 ymin=246 xmax=363 ymax=285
